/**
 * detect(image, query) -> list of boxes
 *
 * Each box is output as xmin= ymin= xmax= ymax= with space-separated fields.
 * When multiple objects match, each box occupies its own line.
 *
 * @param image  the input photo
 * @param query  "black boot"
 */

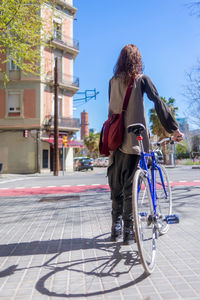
xmin=110 ymin=217 xmax=122 ymax=242
xmin=123 ymin=221 xmax=135 ymax=245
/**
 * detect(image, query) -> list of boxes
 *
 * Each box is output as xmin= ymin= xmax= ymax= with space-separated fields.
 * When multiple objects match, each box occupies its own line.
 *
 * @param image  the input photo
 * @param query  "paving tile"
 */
xmin=0 ymin=187 xmax=199 ymax=300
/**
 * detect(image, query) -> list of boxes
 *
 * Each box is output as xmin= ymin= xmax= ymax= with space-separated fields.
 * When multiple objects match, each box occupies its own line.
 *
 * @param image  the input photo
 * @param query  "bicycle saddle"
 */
xmin=127 ymin=123 xmax=145 ymax=135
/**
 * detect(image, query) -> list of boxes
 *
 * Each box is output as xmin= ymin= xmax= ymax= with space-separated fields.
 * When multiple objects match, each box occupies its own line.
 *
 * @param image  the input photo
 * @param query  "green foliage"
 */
xmin=175 ymin=141 xmax=190 ymax=159
xmin=191 ymin=135 xmax=200 ymax=152
xmin=149 ymin=97 xmax=178 ymax=139
xmin=84 ymin=133 xmax=100 ymax=158
xmin=0 ymin=0 xmax=54 ymax=80
xmin=149 ymin=97 xmax=179 ymax=164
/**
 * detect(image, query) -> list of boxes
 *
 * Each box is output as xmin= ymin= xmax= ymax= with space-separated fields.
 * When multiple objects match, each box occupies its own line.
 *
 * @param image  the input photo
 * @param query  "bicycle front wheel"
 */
xmin=132 ymin=169 xmax=156 ymax=275
xmin=154 ymin=164 xmax=172 ymax=235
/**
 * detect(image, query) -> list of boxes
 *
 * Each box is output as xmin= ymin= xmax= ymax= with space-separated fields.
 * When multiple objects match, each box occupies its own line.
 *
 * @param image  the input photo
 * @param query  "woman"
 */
xmin=108 ymin=44 xmax=183 ymax=245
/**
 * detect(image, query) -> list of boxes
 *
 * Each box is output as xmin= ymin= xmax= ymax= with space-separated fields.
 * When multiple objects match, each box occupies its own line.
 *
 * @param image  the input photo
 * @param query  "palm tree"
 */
xmin=84 ymin=133 xmax=100 ymax=158
xmin=149 ymin=97 xmax=178 ymax=164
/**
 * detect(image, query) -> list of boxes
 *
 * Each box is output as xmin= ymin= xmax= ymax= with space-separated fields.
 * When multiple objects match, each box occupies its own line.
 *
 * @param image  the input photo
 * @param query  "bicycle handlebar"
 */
xmin=152 ymin=136 xmax=183 ymax=147
xmin=152 ymin=137 xmax=173 ymax=147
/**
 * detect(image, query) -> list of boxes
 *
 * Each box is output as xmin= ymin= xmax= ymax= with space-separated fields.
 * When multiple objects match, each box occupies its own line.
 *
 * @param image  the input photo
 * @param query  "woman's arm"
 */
xmin=141 ymin=75 xmax=182 ymax=135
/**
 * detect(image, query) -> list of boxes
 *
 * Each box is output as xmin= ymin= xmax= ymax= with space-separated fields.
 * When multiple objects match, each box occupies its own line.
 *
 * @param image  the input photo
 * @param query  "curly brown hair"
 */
xmin=113 ymin=44 xmax=143 ymax=86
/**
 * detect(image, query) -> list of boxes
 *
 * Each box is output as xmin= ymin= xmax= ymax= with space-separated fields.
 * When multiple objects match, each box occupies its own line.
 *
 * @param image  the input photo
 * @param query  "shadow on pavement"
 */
xmin=0 ymin=233 xmax=147 ymax=297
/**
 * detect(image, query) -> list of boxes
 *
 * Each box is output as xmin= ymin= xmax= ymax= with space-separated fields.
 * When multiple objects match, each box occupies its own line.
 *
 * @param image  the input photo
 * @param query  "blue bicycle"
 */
xmin=128 ymin=123 xmax=179 ymax=274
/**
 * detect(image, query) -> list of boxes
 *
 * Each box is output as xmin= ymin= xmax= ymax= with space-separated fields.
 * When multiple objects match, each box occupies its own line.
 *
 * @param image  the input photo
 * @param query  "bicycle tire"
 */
xmin=154 ymin=164 xmax=172 ymax=235
xmin=132 ymin=169 xmax=156 ymax=275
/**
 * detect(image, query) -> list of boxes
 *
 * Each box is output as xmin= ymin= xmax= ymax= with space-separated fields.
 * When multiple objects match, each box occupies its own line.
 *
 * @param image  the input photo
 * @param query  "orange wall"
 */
xmin=63 ymin=54 xmax=71 ymax=81
xmin=24 ymin=89 xmax=36 ymax=118
xmin=43 ymin=7 xmax=52 ymax=36
xmin=44 ymin=91 xmax=52 ymax=117
xmin=0 ymin=89 xmax=5 ymax=118
xmin=44 ymin=47 xmax=53 ymax=75
xmin=63 ymin=18 xmax=71 ymax=41
xmin=63 ymin=94 xmax=71 ymax=117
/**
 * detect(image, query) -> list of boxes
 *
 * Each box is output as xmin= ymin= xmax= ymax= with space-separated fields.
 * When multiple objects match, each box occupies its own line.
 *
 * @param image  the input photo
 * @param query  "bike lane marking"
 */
xmin=0 ymin=182 xmax=199 ymax=196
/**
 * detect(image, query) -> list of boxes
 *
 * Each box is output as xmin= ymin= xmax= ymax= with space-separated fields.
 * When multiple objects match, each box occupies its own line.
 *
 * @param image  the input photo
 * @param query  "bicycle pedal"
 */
xmin=164 ymin=214 xmax=179 ymax=224
xmin=139 ymin=212 xmax=147 ymax=222
xmin=139 ymin=212 xmax=147 ymax=217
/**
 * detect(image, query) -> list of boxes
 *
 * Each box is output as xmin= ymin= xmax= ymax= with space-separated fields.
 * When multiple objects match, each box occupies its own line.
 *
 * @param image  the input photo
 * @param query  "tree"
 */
xmin=149 ymin=97 xmax=178 ymax=163
xmin=191 ymin=134 xmax=200 ymax=152
xmin=0 ymin=0 xmax=54 ymax=81
xmin=184 ymin=63 xmax=200 ymax=128
xmin=175 ymin=141 xmax=190 ymax=159
xmin=84 ymin=133 xmax=100 ymax=158
xmin=187 ymin=1 xmax=200 ymax=17
xmin=184 ymin=1 xmax=200 ymax=127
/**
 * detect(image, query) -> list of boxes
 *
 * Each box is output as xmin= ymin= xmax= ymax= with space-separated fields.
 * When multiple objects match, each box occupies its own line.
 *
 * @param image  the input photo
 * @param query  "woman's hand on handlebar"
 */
xmin=173 ymin=129 xmax=184 ymax=142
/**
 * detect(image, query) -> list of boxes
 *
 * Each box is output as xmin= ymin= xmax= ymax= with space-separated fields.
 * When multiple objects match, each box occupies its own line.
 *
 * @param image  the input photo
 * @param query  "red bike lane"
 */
xmin=0 ymin=181 xmax=199 ymax=197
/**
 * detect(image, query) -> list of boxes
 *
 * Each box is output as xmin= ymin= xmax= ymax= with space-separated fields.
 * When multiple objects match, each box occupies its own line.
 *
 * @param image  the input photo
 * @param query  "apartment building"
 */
xmin=0 ymin=0 xmax=80 ymax=173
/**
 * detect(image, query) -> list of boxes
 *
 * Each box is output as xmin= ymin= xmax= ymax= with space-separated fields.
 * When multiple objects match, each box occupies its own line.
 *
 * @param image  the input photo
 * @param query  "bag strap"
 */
xmin=122 ymin=77 xmax=135 ymax=112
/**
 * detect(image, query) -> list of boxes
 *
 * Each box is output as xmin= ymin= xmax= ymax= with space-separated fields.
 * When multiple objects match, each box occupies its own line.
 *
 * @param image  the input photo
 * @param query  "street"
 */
xmin=0 ymin=166 xmax=199 ymax=300
xmin=0 ymin=165 xmax=199 ymax=189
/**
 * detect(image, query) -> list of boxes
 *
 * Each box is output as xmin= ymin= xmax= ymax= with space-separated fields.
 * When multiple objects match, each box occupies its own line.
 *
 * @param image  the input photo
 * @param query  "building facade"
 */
xmin=0 ymin=0 xmax=80 ymax=173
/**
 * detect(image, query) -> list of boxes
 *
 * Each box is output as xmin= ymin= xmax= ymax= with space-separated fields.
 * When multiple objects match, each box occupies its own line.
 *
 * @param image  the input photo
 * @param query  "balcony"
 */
xmin=56 ymin=0 xmax=77 ymax=17
xmin=51 ymin=34 xmax=79 ymax=59
xmin=43 ymin=115 xmax=80 ymax=132
xmin=45 ymin=72 xmax=79 ymax=93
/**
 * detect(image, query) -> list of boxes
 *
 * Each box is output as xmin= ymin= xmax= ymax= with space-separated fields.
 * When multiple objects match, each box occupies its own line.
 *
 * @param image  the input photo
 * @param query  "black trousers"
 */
xmin=108 ymin=149 xmax=140 ymax=224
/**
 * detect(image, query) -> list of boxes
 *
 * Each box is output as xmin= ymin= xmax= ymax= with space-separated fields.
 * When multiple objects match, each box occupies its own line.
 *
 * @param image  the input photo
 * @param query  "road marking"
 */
xmin=0 ymin=181 xmax=199 ymax=196
xmin=0 ymin=177 xmax=31 ymax=184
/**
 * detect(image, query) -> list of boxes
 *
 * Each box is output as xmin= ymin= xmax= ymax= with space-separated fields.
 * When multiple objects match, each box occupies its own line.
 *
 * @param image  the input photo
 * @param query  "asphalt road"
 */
xmin=0 ymin=165 xmax=199 ymax=190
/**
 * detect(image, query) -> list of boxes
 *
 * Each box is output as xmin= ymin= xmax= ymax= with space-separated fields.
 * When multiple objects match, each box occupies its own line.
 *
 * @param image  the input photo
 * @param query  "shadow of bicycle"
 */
xmin=0 ymin=233 xmax=146 ymax=297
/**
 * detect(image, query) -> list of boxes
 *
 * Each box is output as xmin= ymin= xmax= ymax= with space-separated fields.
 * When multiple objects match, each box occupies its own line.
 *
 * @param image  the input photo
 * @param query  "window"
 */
xmin=42 ymin=150 xmax=49 ymax=168
xmin=52 ymin=90 xmax=63 ymax=118
xmin=9 ymin=53 xmax=20 ymax=71
xmin=8 ymin=92 xmax=21 ymax=113
xmin=9 ymin=59 xmax=20 ymax=71
xmin=53 ymin=22 xmax=62 ymax=40
xmin=58 ymin=95 xmax=62 ymax=118
xmin=54 ymin=53 xmax=62 ymax=81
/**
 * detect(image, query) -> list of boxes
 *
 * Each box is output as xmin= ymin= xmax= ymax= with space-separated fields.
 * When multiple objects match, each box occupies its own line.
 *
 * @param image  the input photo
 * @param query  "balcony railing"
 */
xmin=60 ymin=74 xmax=79 ymax=88
xmin=45 ymin=72 xmax=79 ymax=90
xmin=52 ymin=34 xmax=79 ymax=50
xmin=43 ymin=115 xmax=80 ymax=130
xmin=51 ymin=34 xmax=79 ymax=58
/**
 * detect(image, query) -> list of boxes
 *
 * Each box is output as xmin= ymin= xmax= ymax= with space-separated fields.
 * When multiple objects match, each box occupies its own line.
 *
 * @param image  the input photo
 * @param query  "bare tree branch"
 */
xmin=183 ymin=63 xmax=200 ymax=127
xmin=187 ymin=1 xmax=200 ymax=17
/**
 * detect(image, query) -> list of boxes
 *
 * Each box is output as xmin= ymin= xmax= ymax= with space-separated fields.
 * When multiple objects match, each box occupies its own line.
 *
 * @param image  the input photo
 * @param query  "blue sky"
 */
xmin=73 ymin=0 xmax=200 ymax=134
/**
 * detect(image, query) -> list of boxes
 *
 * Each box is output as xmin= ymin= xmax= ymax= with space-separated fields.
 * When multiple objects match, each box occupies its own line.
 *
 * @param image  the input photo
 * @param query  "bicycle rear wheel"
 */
xmin=154 ymin=165 xmax=172 ymax=235
xmin=132 ymin=169 xmax=156 ymax=275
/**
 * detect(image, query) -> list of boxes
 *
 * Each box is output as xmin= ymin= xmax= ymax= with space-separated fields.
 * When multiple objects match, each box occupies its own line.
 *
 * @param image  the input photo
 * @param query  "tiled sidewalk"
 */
xmin=0 ymin=186 xmax=200 ymax=300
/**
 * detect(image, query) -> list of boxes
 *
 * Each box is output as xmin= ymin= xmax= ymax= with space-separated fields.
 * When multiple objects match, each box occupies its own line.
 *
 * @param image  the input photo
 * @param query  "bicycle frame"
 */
xmin=139 ymin=150 xmax=168 ymax=216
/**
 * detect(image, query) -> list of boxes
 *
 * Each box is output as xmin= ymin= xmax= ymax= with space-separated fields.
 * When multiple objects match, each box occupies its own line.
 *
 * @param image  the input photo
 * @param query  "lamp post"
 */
xmin=53 ymin=57 xmax=59 ymax=176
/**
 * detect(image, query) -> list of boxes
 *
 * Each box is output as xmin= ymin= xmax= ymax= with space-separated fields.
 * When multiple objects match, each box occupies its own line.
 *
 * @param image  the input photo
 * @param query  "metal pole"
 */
xmin=173 ymin=143 xmax=176 ymax=167
xmin=62 ymin=145 xmax=65 ymax=176
xmin=54 ymin=57 xmax=59 ymax=176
